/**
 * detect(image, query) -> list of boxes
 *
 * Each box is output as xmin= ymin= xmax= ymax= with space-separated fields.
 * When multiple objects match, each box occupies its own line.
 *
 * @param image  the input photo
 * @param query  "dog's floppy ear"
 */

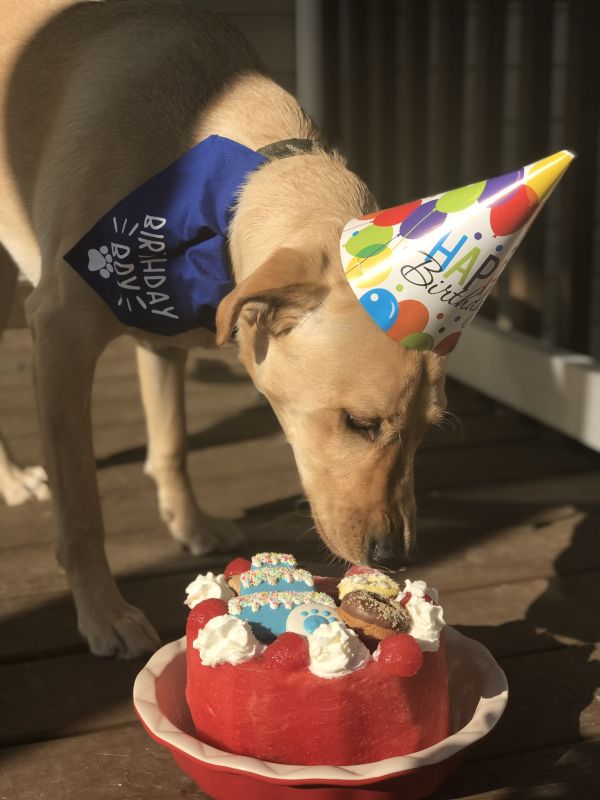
xmin=215 ymin=248 xmax=328 ymax=345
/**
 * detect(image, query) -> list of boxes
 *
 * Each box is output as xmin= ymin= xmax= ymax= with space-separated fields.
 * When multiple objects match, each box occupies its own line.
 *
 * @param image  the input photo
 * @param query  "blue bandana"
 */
xmin=64 ymin=135 xmax=267 ymax=335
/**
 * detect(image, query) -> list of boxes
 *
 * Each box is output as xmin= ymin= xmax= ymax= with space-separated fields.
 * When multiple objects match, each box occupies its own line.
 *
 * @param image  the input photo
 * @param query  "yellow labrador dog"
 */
xmin=0 ymin=0 xmax=446 ymax=657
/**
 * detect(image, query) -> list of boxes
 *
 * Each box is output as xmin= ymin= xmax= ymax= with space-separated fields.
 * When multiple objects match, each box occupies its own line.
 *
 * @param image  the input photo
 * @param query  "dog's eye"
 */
xmin=343 ymin=412 xmax=381 ymax=441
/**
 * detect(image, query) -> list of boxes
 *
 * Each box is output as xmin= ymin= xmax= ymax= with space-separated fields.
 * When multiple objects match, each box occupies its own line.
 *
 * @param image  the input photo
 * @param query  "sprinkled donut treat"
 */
xmin=338 ymin=570 xmax=400 ymax=600
xmin=339 ymin=589 xmax=411 ymax=641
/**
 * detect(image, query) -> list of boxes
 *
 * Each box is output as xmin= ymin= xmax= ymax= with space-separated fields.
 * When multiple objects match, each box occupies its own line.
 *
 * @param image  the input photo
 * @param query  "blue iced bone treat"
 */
xmin=227 ymin=552 xmax=336 ymax=641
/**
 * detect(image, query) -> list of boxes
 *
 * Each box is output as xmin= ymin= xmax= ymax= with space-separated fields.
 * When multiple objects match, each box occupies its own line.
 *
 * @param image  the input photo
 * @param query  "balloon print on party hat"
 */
xmin=340 ymin=150 xmax=573 ymax=355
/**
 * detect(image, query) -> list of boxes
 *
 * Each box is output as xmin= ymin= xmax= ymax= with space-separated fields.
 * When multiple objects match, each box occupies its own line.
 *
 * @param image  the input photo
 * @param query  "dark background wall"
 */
xmin=306 ymin=0 xmax=599 ymax=358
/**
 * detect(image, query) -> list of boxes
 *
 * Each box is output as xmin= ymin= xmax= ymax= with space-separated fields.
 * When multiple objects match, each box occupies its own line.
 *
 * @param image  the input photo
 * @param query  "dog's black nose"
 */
xmin=367 ymin=533 xmax=413 ymax=571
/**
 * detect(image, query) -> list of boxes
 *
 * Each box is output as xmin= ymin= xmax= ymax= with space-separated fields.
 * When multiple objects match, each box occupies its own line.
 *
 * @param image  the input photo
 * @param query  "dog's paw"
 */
xmin=153 ymin=477 xmax=245 ymax=555
xmin=0 ymin=463 xmax=50 ymax=506
xmin=180 ymin=513 xmax=246 ymax=557
xmin=170 ymin=511 xmax=245 ymax=557
xmin=81 ymin=602 xmax=161 ymax=659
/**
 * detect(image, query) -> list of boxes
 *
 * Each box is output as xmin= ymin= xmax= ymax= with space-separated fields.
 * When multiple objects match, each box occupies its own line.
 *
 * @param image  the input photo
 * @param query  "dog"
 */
xmin=0 ymin=0 xmax=447 ymax=658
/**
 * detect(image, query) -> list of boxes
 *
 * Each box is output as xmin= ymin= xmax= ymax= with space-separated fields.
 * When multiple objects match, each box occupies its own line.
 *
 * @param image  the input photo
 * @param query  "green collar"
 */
xmin=257 ymin=138 xmax=326 ymax=162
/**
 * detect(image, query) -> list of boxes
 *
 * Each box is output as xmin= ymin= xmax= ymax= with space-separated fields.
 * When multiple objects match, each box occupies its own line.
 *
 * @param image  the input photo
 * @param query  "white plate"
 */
xmin=133 ymin=626 xmax=508 ymax=784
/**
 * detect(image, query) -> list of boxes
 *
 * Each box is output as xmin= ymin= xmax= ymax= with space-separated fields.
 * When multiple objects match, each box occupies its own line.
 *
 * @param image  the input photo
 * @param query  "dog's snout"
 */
xmin=367 ymin=530 xmax=413 ymax=571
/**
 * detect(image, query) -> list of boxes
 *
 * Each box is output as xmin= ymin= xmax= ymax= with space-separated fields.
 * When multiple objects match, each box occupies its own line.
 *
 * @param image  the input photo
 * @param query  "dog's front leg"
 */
xmin=0 ymin=251 xmax=49 ymax=505
xmin=28 ymin=289 xmax=160 ymax=658
xmin=136 ymin=342 xmax=243 ymax=555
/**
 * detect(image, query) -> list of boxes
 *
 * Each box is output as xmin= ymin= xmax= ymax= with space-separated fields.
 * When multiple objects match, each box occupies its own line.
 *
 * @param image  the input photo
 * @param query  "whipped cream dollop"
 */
xmin=308 ymin=621 xmax=370 ymax=679
xmin=401 ymin=578 xmax=439 ymax=604
xmin=398 ymin=580 xmax=444 ymax=652
xmin=185 ymin=572 xmax=234 ymax=609
xmin=193 ymin=614 xmax=265 ymax=666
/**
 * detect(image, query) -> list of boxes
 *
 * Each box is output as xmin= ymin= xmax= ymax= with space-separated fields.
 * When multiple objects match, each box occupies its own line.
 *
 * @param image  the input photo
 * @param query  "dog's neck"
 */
xmin=193 ymin=73 xmax=374 ymax=283
xmin=230 ymin=151 xmax=373 ymax=283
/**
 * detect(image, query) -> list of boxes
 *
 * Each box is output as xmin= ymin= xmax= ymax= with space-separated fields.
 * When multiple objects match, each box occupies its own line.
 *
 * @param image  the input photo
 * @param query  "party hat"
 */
xmin=340 ymin=150 xmax=573 ymax=355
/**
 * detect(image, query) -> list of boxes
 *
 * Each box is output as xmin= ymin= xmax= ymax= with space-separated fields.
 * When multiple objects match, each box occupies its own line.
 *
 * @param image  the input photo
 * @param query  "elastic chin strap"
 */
xmin=257 ymin=138 xmax=326 ymax=162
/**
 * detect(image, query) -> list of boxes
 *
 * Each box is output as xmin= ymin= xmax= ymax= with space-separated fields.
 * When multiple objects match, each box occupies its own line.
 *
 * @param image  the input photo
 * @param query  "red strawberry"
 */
xmin=224 ymin=557 xmax=251 ymax=580
xmin=262 ymin=632 xmax=309 ymax=670
xmin=345 ymin=565 xmax=378 ymax=577
xmin=189 ymin=598 xmax=228 ymax=630
xmin=377 ymin=633 xmax=424 ymax=677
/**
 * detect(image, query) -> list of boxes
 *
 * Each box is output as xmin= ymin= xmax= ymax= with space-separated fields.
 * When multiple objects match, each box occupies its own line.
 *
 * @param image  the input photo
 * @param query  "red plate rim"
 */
xmin=133 ymin=626 xmax=508 ymax=786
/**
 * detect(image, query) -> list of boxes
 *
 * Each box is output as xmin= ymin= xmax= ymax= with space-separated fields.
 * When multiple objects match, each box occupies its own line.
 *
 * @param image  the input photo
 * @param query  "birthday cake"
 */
xmin=185 ymin=553 xmax=449 ymax=766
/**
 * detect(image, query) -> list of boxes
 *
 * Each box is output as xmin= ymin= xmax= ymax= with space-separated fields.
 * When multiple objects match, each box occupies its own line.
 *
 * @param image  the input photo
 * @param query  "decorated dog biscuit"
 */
xmin=240 ymin=566 xmax=314 ymax=595
xmin=229 ymin=591 xmax=336 ymax=641
xmin=338 ymin=571 xmax=400 ymax=600
xmin=339 ymin=589 xmax=411 ymax=640
xmin=286 ymin=603 xmax=342 ymax=636
xmin=227 ymin=552 xmax=332 ymax=640
xmin=251 ymin=552 xmax=296 ymax=568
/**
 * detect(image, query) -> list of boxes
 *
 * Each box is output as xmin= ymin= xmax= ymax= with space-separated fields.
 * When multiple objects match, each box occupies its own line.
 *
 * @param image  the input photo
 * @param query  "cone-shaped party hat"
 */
xmin=340 ymin=150 xmax=573 ymax=355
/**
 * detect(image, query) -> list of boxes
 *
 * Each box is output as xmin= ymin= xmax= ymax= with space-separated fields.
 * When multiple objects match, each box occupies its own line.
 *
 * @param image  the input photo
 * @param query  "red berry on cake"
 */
xmin=376 ymin=633 xmax=424 ymax=677
xmin=224 ymin=557 xmax=251 ymax=594
xmin=262 ymin=632 xmax=309 ymax=670
xmin=345 ymin=565 xmax=378 ymax=577
xmin=189 ymin=598 xmax=229 ymax=630
xmin=224 ymin=557 xmax=252 ymax=580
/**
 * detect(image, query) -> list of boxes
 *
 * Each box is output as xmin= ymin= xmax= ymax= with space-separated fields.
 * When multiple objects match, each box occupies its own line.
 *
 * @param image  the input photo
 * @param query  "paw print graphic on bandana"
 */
xmin=87 ymin=246 xmax=114 ymax=279
xmin=286 ymin=602 xmax=342 ymax=637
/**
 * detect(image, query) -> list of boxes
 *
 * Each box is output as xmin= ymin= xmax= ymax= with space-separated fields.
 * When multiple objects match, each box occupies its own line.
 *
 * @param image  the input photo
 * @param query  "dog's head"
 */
xmin=216 ymin=246 xmax=447 ymax=570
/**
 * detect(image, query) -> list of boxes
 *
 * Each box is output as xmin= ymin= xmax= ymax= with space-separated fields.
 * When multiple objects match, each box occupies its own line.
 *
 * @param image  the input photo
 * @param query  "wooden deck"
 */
xmin=1 ymin=327 xmax=600 ymax=799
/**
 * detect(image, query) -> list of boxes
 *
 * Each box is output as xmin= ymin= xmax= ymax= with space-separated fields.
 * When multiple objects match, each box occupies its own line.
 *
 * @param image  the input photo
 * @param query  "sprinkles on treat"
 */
xmin=251 ymin=552 xmax=297 ymax=568
xmin=338 ymin=571 xmax=400 ymax=599
xmin=240 ymin=567 xmax=314 ymax=589
xmin=229 ymin=591 xmax=336 ymax=615
xmin=341 ymin=590 xmax=411 ymax=632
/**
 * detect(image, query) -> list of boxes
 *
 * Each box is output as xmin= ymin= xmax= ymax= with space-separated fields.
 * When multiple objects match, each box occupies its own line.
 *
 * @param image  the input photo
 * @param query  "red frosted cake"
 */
xmin=184 ymin=553 xmax=449 ymax=766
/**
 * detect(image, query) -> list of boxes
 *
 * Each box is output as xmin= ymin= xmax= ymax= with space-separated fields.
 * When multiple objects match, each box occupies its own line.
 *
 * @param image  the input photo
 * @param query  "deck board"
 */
xmin=1 ymin=327 xmax=600 ymax=798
